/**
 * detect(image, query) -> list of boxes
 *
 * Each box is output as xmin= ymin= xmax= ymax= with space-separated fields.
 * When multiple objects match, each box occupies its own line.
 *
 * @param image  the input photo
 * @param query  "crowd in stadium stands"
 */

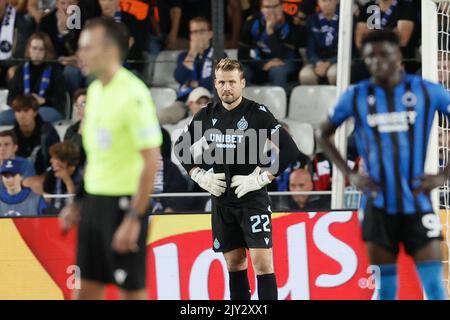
xmin=0 ymin=0 xmax=430 ymax=215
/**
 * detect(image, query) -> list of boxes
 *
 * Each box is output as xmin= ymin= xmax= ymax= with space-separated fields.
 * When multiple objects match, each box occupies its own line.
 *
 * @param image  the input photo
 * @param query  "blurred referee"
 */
xmin=60 ymin=18 xmax=162 ymax=300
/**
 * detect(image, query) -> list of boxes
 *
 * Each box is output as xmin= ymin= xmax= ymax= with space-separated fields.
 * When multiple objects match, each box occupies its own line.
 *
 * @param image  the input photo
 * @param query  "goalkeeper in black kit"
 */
xmin=174 ymin=58 xmax=301 ymax=300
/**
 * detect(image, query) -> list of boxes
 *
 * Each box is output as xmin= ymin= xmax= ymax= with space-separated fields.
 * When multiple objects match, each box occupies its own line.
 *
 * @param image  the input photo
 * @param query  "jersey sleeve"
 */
xmin=429 ymin=81 xmax=450 ymax=115
xmin=328 ymin=87 xmax=356 ymax=127
xmin=256 ymin=106 xmax=302 ymax=177
xmin=127 ymin=85 xmax=163 ymax=150
xmin=173 ymin=107 xmax=207 ymax=174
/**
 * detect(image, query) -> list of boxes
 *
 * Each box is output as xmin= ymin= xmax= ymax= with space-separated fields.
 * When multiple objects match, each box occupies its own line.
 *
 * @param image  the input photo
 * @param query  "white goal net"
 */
xmin=429 ymin=0 xmax=450 ymax=296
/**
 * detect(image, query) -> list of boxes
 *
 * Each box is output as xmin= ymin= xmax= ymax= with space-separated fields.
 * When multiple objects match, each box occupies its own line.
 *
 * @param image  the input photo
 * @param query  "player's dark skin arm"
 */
xmin=316 ymin=120 xmax=380 ymax=194
xmin=413 ymin=165 xmax=450 ymax=196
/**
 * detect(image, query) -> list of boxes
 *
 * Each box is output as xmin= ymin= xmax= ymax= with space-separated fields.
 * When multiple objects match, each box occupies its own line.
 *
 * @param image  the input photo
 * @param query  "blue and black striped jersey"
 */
xmin=329 ymin=73 xmax=450 ymax=214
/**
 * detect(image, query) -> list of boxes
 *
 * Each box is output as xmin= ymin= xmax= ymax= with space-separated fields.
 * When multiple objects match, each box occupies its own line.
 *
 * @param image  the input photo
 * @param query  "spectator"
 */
xmin=11 ymin=94 xmax=60 ymax=175
xmin=0 ymin=0 xmax=34 ymax=86
xmin=38 ymin=0 xmax=85 ymax=95
xmin=0 ymin=130 xmax=36 ymax=178
xmin=299 ymin=0 xmax=338 ymax=85
xmin=311 ymin=152 xmax=332 ymax=191
xmin=148 ymin=0 xmax=181 ymax=51
xmin=179 ymin=0 xmax=242 ymax=49
xmin=282 ymin=0 xmax=318 ymax=26
xmin=99 ymin=0 xmax=147 ymax=74
xmin=238 ymin=0 xmax=303 ymax=87
xmin=24 ymin=141 xmax=82 ymax=211
xmin=64 ymin=88 xmax=86 ymax=166
xmin=8 ymin=0 xmax=27 ymax=12
xmin=0 ymin=159 xmax=47 ymax=216
xmin=311 ymin=136 xmax=363 ymax=192
xmin=353 ymin=0 xmax=417 ymax=82
xmin=158 ymin=17 xmax=217 ymax=125
xmin=174 ymin=87 xmax=212 ymax=128
xmin=5 ymin=33 xmax=67 ymax=124
xmin=282 ymin=168 xmax=330 ymax=210
xmin=27 ymin=0 xmax=56 ymax=23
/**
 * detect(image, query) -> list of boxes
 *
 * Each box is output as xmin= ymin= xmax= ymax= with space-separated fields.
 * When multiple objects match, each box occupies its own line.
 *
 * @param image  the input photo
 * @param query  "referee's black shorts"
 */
xmin=77 ymin=194 xmax=148 ymax=291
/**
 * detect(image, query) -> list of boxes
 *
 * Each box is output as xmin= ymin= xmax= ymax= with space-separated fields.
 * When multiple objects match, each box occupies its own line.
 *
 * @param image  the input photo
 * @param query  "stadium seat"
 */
xmin=0 ymin=125 xmax=13 ymax=132
xmin=288 ymin=85 xmax=337 ymax=128
xmin=54 ymin=120 xmax=73 ymax=140
xmin=150 ymin=87 xmax=178 ymax=110
xmin=62 ymin=92 xmax=72 ymax=120
xmin=282 ymin=120 xmax=315 ymax=156
xmin=151 ymin=50 xmax=182 ymax=89
xmin=0 ymin=89 xmax=9 ymax=112
xmin=163 ymin=122 xmax=189 ymax=173
xmin=243 ymin=86 xmax=287 ymax=119
xmin=225 ymin=49 xmax=238 ymax=60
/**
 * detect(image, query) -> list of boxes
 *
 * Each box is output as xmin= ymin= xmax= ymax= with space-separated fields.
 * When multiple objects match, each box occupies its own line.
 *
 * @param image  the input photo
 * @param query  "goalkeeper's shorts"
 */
xmin=211 ymin=204 xmax=273 ymax=253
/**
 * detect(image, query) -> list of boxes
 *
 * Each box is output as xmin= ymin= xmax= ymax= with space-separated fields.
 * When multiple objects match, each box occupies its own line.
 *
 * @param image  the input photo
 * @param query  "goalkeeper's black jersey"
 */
xmin=174 ymin=97 xmax=300 ymax=208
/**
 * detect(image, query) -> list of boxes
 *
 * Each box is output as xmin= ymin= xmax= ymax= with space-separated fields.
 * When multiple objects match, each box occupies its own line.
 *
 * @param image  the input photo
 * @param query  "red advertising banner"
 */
xmin=0 ymin=211 xmax=424 ymax=299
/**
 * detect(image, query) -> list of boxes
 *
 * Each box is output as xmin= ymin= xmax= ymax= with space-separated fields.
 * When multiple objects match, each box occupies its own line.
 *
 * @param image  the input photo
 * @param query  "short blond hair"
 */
xmin=215 ymin=58 xmax=244 ymax=78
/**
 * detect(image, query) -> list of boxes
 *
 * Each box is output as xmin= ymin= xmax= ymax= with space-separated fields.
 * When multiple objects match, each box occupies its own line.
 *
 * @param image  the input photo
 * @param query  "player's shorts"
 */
xmin=362 ymin=204 xmax=443 ymax=256
xmin=77 ymin=194 xmax=148 ymax=291
xmin=211 ymin=204 xmax=273 ymax=253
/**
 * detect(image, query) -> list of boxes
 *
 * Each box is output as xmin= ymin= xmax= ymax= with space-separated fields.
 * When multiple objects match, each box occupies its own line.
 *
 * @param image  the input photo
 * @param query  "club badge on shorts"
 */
xmin=213 ymin=238 xmax=220 ymax=250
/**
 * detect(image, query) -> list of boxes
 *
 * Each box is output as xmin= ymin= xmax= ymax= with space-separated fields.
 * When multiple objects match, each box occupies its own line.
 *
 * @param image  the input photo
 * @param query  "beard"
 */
xmin=220 ymin=93 xmax=239 ymax=104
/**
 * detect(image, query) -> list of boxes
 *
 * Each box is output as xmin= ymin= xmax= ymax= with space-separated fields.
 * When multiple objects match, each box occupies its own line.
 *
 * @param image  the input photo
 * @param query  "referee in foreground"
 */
xmin=174 ymin=58 xmax=300 ymax=300
xmin=60 ymin=18 xmax=162 ymax=300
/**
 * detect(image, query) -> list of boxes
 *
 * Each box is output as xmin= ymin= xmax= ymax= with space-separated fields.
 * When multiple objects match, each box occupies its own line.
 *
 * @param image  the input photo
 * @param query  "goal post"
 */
xmin=422 ymin=0 xmax=449 ymax=296
xmin=330 ymin=0 xmax=353 ymax=209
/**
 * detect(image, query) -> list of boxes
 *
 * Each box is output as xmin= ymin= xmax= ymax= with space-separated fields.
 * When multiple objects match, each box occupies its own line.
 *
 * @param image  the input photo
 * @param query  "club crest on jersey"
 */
xmin=237 ymin=116 xmax=248 ymax=130
xmin=259 ymin=105 xmax=267 ymax=112
xmin=212 ymin=118 xmax=217 ymax=126
xmin=367 ymin=94 xmax=376 ymax=106
xmin=402 ymin=91 xmax=417 ymax=107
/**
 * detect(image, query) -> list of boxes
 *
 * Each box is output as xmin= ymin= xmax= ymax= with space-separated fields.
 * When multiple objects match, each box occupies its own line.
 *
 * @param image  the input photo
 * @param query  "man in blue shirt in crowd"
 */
xmin=317 ymin=30 xmax=449 ymax=300
xmin=158 ymin=16 xmax=220 ymax=125
xmin=0 ymin=159 xmax=47 ymax=217
xmin=300 ymin=0 xmax=339 ymax=85
xmin=239 ymin=0 xmax=304 ymax=87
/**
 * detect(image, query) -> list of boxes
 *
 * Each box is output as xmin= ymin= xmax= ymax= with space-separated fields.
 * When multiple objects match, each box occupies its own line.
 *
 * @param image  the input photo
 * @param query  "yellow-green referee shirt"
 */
xmin=82 ymin=67 xmax=162 ymax=196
